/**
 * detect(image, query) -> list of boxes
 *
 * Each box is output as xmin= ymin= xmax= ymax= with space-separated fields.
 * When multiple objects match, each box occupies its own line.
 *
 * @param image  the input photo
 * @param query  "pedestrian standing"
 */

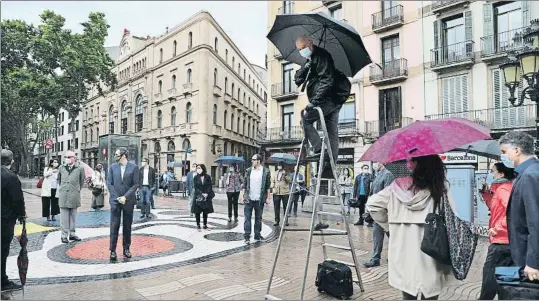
xmin=499 ymin=131 xmax=539 ymax=283
xmin=138 ymin=158 xmax=156 ymax=218
xmin=353 ymin=164 xmax=372 ymax=225
xmin=290 ymin=167 xmax=304 ymax=217
xmin=226 ymin=164 xmax=243 ymax=223
xmin=364 ymin=162 xmax=395 ymax=268
xmin=366 ymin=155 xmax=452 ymax=300
xmin=41 ymin=159 xmax=60 ymax=221
xmin=186 ymin=163 xmax=197 ymax=217
xmin=1 ymin=149 xmax=25 ymax=291
xmin=478 ymin=162 xmax=515 ymax=300
xmin=57 ymin=151 xmax=84 ymax=243
xmin=90 ymin=164 xmax=106 ymax=212
xmin=243 ymin=154 xmax=271 ymax=244
xmin=338 ymin=168 xmax=353 ymax=215
xmin=192 ymin=164 xmax=215 ymax=229
xmin=272 ymin=163 xmax=291 ymax=227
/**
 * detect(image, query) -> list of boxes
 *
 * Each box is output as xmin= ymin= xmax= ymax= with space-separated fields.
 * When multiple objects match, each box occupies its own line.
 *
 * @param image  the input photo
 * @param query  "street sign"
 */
xmin=45 ymin=139 xmax=53 ymax=149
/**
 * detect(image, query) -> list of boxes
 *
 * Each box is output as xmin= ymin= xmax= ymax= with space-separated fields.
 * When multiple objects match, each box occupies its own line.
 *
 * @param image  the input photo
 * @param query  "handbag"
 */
xmin=421 ymin=197 xmax=451 ymax=265
xmin=36 ymin=176 xmax=44 ymax=188
xmin=347 ymin=198 xmax=360 ymax=208
xmin=92 ymin=187 xmax=103 ymax=196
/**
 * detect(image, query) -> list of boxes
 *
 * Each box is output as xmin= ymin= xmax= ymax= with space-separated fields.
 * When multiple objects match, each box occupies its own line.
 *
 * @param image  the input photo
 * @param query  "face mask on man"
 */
xmin=500 ymin=154 xmax=515 ymax=168
xmin=196 ymin=168 xmax=203 ymax=175
xmin=299 ymin=47 xmax=312 ymax=59
xmin=372 ymin=163 xmax=380 ymax=171
xmin=65 ymin=158 xmax=72 ymax=165
xmin=115 ymin=154 xmax=122 ymax=163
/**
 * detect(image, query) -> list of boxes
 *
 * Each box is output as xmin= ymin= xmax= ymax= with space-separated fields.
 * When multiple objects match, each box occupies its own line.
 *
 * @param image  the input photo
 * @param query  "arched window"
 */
xmin=238 ymin=63 xmax=241 ymax=73
xmin=212 ymin=105 xmax=217 ymax=125
xmin=213 ymin=68 xmax=218 ymax=86
xmin=231 ymin=113 xmax=235 ymax=131
xmin=171 ymin=106 xmax=177 ymax=126
xmin=121 ymin=100 xmax=128 ymax=134
xmin=214 ymin=37 xmax=218 ymax=52
xmin=243 ymin=120 xmax=246 ymax=135
xmin=231 ymin=83 xmax=235 ymax=98
xmin=158 ymin=80 xmax=163 ymax=93
xmin=252 ymin=123 xmax=255 ymax=138
xmin=167 ymin=140 xmax=175 ymax=152
xmin=237 ymin=117 xmax=240 ymax=134
xmin=135 ymin=95 xmax=144 ymax=132
xmin=248 ymin=120 xmax=251 ymax=138
xmin=223 ymin=141 xmax=228 ymax=156
xmin=224 ymin=77 xmax=228 ymax=94
xmin=186 ymin=102 xmax=192 ymax=123
xmin=171 ymin=75 xmax=176 ymax=89
xmin=243 ymin=92 xmax=246 ymax=104
xmin=224 ymin=110 xmax=228 ymax=129
xmin=90 ymin=129 xmax=93 ymax=142
xmin=225 ymin=49 xmax=228 ymax=63
xmin=243 ymin=69 xmax=246 ymax=80
xmin=187 ymin=69 xmax=192 ymax=83
xmin=108 ymin=106 xmax=114 ymax=134
xmin=232 ymin=57 xmax=235 ymax=68
xmin=159 ymin=48 xmax=163 ymax=63
xmin=256 ymin=104 xmax=259 ymax=114
xmin=248 ymin=75 xmax=251 ymax=84
xmin=157 ymin=110 xmax=163 ymax=128
xmin=173 ymin=40 xmax=177 ymax=56
xmin=155 ymin=141 xmax=161 ymax=153
xmin=188 ymin=32 xmax=193 ymax=49
xmin=96 ymin=127 xmax=99 ymax=140
xmin=237 ymin=88 xmax=240 ymax=101
xmin=182 ymin=139 xmax=191 ymax=151
xmin=212 ymin=139 xmax=216 ymax=155
xmin=248 ymin=97 xmax=251 ymax=109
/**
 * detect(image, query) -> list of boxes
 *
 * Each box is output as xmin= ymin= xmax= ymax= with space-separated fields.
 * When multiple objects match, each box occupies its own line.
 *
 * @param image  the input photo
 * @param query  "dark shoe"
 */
xmin=354 ymin=221 xmax=364 ymax=226
xmin=285 ymin=222 xmax=290 ymax=227
xmin=1 ymin=281 xmax=22 ymax=291
xmin=234 ymin=217 xmax=239 ymax=223
xmin=228 ymin=218 xmax=232 ymax=222
xmin=123 ymin=249 xmax=132 ymax=258
xmin=293 ymin=213 xmax=298 ymax=217
xmin=363 ymin=260 xmax=380 ymax=268
xmin=46 ymin=217 xmax=51 ymax=222
xmin=244 ymin=239 xmax=250 ymax=245
xmin=61 ymin=238 xmax=69 ymax=244
xmin=151 ymin=206 xmax=156 ymax=209
xmin=69 ymin=236 xmax=81 ymax=242
xmin=255 ymin=236 xmax=264 ymax=241
xmin=274 ymin=222 xmax=280 ymax=226
xmin=197 ymin=224 xmax=201 ymax=229
xmin=203 ymin=224 xmax=208 ymax=229
xmin=110 ymin=251 xmax=117 ymax=261
xmin=51 ymin=216 xmax=56 ymax=221
xmin=367 ymin=223 xmax=374 ymax=228
xmin=314 ymin=223 xmax=329 ymax=231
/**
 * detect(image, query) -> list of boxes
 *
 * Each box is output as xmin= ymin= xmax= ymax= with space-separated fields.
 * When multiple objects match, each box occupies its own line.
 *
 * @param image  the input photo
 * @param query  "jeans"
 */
xmin=302 ymin=106 xmax=340 ymax=164
xmin=273 ymin=194 xmax=289 ymax=223
xmin=371 ymin=222 xmax=385 ymax=262
xmin=1 ymin=217 xmax=16 ymax=287
xmin=291 ymin=192 xmax=300 ymax=215
xmin=402 ymin=292 xmax=438 ymax=300
xmin=244 ymin=200 xmax=264 ymax=239
xmin=140 ymin=186 xmax=152 ymax=215
xmin=342 ymin=193 xmax=351 ymax=213
xmin=479 ymin=243 xmax=514 ymax=300
xmin=227 ymin=192 xmax=240 ymax=219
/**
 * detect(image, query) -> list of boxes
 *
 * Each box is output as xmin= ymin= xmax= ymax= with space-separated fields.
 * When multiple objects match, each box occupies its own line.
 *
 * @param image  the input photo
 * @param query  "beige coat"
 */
xmin=366 ymin=177 xmax=453 ymax=298
xmin=272 ymin=170 xmax=291 ymax=195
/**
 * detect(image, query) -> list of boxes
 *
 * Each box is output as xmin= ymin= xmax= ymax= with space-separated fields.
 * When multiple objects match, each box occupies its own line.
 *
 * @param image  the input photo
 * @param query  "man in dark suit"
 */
xmin=499 ymin=131 xmax=539 ymax=282
xmin=138 ymin=158 xmax=156 ymax=218
xmin=107 ymin=147 xmax=139 ymax=260
xmin=353 ymin=164 xmax=372 ymax=226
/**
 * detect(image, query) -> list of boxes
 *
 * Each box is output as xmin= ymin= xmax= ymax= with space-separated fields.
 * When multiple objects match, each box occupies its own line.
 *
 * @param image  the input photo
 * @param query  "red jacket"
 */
xmin=481 ymin=181 xmax=512 ymax=244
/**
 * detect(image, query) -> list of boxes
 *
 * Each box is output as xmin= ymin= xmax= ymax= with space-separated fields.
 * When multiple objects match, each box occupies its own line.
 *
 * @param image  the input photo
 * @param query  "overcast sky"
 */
xmin=2 ymin=1 xmax=269 ymax=67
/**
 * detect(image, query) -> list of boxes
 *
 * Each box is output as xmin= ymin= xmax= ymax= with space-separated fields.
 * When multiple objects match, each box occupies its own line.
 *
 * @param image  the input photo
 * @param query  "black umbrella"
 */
xmin=267 ymin=12 xmax=372 ymax=77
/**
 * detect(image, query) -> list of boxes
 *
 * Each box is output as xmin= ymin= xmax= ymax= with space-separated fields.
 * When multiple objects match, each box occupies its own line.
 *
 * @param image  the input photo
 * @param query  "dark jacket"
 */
xmin=193 ymin=174 xmax=215 ymax=214
xmin=243 ymin=166 xmax=271 ymax=202
xmin=107 ymin=162 xmax=139 ymax=205
xmin=507 ymin=157 xmax=539 ymax=269
xmin=294 ymin=45 xmax=340 ymax=116
xmin=1 ymin=166 xmax=26 ymax=219
xmin=186 ymin=171 xmax=196 ymax=194
xmin=139 ymin=166 xmax=156 ymax=188
xmin=353 ymin=173 xmax=372 ymax=198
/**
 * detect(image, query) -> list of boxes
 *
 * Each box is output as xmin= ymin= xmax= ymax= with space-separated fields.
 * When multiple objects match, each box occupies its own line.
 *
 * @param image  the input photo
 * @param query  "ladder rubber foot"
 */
xmin=322 ymin=243 xmax=352 ymax=251
xmin=326 ymin=258 xmax=356 ymax=267
xmin=265 ymin=294 xmax=281 ymax=300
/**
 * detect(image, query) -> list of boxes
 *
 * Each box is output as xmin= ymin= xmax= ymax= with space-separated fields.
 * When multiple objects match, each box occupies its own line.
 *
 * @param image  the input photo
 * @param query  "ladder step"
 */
xmin=265 ymin=294 xmax=281 ymax=300
xmin=322 ymin=243 xmax=352 ymax=251
xmin=283 ymin=228 xmax=311 ymax=232
xmin=326 ymin=258 xmax=356 ymax=267
xmin=317 ymin=211 xmax=344 ymax=217
xmin=313 ymin=229 xmax=348 ymax=236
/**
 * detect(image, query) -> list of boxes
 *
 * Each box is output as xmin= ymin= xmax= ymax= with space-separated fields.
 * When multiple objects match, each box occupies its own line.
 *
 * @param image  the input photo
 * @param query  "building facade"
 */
xmin=81 ymin=11 xmax=267 ymax=184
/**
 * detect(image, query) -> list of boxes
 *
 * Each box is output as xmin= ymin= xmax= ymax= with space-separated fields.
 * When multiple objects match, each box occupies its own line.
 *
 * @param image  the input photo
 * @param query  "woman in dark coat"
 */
xmin=192 ymin=164 xmax=214 ymax=229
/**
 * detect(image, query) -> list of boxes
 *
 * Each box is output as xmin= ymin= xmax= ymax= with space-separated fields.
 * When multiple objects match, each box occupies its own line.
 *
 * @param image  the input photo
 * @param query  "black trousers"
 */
xmin=479 ymin=243 xmax=514 ymax=300
xmin=109 ymin=202 xmax=134 ymax=252
xmin=42 ymin=188 xmax=60 ymax=217
xmin=1 ymin=217 xmax=16 ymax=287
xmin=291 ymin=192 xmax=300 ymax=215
xmin=273 ymin=194 xmax=289 ymax=223
xmin=358 ymin=195 xmax=368 ymax=221
xmin=227 ymin=192 xmax=240 ymax=219
xmin=196 ymin=212 xmax=208 ymax=226
xmin=403 ymin=292 xmax=438 ymax=300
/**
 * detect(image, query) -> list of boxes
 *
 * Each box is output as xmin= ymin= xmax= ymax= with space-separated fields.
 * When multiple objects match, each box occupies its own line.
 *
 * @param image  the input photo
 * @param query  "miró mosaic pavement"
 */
xmin=6 ymin=209 xmax=277 ymax=285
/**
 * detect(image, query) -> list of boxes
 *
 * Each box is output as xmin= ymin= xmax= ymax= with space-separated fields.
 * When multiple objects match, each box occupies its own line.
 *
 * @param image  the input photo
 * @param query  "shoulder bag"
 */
xmin=421 ymin=196 xmax=451 ymax=265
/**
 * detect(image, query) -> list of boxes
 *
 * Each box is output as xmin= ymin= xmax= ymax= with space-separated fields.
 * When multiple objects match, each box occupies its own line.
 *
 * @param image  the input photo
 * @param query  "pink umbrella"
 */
xmin=360 ymin=118 xmax=491 ymax=164
xmin=78 ymin=161 xmax=94 ymax=180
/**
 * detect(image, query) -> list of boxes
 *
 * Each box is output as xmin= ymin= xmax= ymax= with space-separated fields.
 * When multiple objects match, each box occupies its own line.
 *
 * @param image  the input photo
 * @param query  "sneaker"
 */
xmin=255 ymin=236 xmax=264 ymax=241
xmin=363 ymin=260 xmax=380 ymax=268
xmin=1 ymin=281 xmax=22 ymax=292
xmin=273 ymin=222 xmax=280 ymax=227
xmin=354 ymin=221 xmax=364 ymax=226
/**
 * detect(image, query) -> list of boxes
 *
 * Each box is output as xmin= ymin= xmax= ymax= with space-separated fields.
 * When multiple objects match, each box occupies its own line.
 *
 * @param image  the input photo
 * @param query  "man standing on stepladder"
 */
xmin=295 ymin=35 xmax=351 ymax=179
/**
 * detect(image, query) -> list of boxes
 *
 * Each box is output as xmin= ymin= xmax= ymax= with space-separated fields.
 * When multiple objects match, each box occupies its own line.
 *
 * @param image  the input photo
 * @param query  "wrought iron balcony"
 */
xmin=271 ymin=83 xmax=299 ymax=101
xmin=431 ymin=40 xmax=474 ymax=71
xmin=369 ymin=58 xmax=408 ymax=85
xmin=338 ymin=119 xmax=361 ymax=136
xmin=365 ymin=117 xmax=414 ymax=138
xmin=258 ymin=126 xmax=303 ymax=144
xmin=431 ymin=0 xmax=470 ymax=14
xmin=425 ymin=104 xmax=537 ymax=132
xmin=480 ymin=27 xmax=526 ymax=58
xmin=372 ymin=5 xmax=404 ymax=33
xmin=278 ymin=3 xmax=294 ymax=15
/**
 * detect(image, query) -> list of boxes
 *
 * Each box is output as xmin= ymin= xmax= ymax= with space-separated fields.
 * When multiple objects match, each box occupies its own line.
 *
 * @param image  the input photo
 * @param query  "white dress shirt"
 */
xmin=249 ymin=166 xmax=263 ymax=201
xmin=143 ymin=168 xmax=149 ymax=185
xmin=120 ymin=164 xmax=126 ymax=180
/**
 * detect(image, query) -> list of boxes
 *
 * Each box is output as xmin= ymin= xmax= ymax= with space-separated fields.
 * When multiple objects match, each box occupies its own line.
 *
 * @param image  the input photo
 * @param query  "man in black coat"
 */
xmin=1 ymin=149 xmax=25 ymax=291
xmin=499 ymin=131 xmax=539 ymax=282
xmin=295 ymin=35 xmax=342 ymax=178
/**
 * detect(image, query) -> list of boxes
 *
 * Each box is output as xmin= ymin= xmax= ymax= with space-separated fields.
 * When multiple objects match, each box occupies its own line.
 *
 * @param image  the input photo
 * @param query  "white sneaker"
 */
xmin=89 ymin=208 xmax=96 ymax=212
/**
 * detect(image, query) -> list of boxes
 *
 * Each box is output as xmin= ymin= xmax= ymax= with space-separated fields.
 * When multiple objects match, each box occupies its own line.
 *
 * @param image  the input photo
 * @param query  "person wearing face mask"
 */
xmin=1 ymin=149 xmax=26 ymax=291
xmin=89 ymin=164 xmax=107 ymax=212
xmin=225 ymin=164 xmax=243 ymax=223
xmin=353 ymin=164 xmax=372 ymax=225
xmin=272 ymin=163 xmax=291 ymax=227
xmin=138 ymin=158 xmax=156 ymax=218
xmin=57 ymin=151 xmax=85 ymax=244
xmin=41 ymin=159 xmax=60 ymax=221
xmin=499 ymin=131 xmax=539 ymax=283
xmin=295 ymin=35 xmax=349 ymax=178
xmin=192 ymin=164 xmax=215 ymax=229
xmin=478 ymin=162 xmax=515 ymax=300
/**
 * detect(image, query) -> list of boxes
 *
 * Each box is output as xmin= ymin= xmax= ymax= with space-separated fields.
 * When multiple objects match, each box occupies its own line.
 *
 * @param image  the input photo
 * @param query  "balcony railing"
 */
xmin=372 ymin=5 xmax=404 ymax=32
xmin=431 ymin=0 xmax=469 ymax=13
xmin=425 ymin=104 xmax=537 ymax=131
xmin=278 ymin=3 xmax=294 ymax=15
xmin=365 ymin=117 xmax=414 ymax=138
xmin=431 ymin=40 xmax=474 ymax=69
xmin=369 ymin=58 xmax=408 ymax=84
xmin=338 ymin=119 xmax=361 ymax=136
xmin=480 ymin=27 xmax=526 ymax=57
xmin=258 ymin=126 xmax=303 ymax=144
xmin=271 ymin=82 xmax=299 ymax=100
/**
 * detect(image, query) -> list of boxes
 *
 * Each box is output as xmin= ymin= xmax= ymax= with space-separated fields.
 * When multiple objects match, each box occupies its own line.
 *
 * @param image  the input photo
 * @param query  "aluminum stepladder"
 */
xmin=265 ymin=107 xmax=364 ymax=300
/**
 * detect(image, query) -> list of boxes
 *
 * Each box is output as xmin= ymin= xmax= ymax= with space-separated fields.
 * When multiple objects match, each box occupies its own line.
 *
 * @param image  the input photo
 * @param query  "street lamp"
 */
xmin=500 ymin=19 xmax=539 ymax=157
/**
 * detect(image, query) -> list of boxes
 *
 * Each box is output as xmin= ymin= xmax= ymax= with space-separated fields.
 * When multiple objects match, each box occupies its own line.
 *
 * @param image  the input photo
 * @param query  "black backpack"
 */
xmin=332 ymin=70 xmax=351 ymax=105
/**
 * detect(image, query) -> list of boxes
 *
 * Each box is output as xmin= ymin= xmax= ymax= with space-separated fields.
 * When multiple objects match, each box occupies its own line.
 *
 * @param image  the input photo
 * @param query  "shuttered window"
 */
xmin=492 ymin=69 xmax=526 ymax=129
xmin=442 ymin=74 xmax=468 ymax=116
